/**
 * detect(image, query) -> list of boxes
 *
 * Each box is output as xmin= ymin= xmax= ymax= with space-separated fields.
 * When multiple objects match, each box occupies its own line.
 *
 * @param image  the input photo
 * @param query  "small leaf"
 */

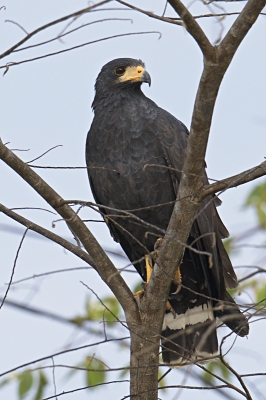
xmin=222 ymin=237 xmax=237 ymax=256
xmin=85 ymin=296 xmax=120 ymax=326
xmin=201 ymin=360 xmax=230 ymax=384
xmin=35 ymin=371 xmax=48 ymax=400
xmin=158 ymin=371 xmax=167 ymax=391
xmin=18 ymin=371 xmax=33 ymax=399
xmin=85 ymin=357 xmax=106 ymax=388
xmin=244 ymin=182 xmax=266 ymax=228
xmin=34 ymin=371 xmax=48 ymax=400
xmin=119 ymin=366 xmax=130 ymax=378
xmin=70 ymin=315 xmax=87 ymax=327
xmin=255 ymin=284 xmax=266 ymax=309
xmin=202 ymin=361 xmax=215 ymax=384
xmin=0 ymin=378 xmax=10 ymax=388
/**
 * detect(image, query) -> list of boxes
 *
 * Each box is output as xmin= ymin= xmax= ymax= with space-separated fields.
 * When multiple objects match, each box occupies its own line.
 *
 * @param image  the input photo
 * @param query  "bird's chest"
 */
xmin=89 ymin=103 xmax=160 ymax=174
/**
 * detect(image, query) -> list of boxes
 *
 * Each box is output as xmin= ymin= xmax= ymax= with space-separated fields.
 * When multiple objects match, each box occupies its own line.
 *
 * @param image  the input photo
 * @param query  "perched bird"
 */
xmin=86 ymin=58 xmax=249 ymax=366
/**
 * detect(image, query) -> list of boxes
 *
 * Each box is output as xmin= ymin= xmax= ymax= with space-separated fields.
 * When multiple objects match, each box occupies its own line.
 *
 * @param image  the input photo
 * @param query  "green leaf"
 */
xmin=0 ymin=378 xmax=10 ymax=389
xmin=255 ymin=284 xmax=266 ymax=309
xmin=34 ymin=371 xmax=48 ymax=400
xmin=70 ymin=296 xmax=121 ymax=327
xmin=133 ymin=282 xmax=142 ymax=294
xmin=85 ymin=357 xmax=106 ymax=388
xmin=158 ymin=370 xmax=167 ymax=391
xmin=18 ymin=371 xmax=33 ymax=399
xmin=244 ymin=181 xmax=266 ymax=228
xmin=222 ymin=237 xmax=237 ymax=256
xmin=85 ymin=296 xmax=120 ymax=326
xmin=201 ymin=360 xmax=230 ymax=384
xmin=70 ymin=315 xmax=87 ymax=327
xmin=119 ymin=366 xmax=130 ymax=378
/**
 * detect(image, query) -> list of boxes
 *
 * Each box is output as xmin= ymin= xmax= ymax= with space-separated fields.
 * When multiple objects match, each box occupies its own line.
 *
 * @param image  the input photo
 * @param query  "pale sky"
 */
xmin=0 ymin=1 xmax=266 ymax=399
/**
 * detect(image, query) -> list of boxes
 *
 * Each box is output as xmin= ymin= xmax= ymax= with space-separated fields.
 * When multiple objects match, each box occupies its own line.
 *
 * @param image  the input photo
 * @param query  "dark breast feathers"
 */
xmin=86 ymin=61 xmax=249 ymax=366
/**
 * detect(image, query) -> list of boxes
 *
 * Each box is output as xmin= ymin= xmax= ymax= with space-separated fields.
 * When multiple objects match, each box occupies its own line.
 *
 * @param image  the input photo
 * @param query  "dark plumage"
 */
xmin=86 ymin=58 xmax=249 ymax=366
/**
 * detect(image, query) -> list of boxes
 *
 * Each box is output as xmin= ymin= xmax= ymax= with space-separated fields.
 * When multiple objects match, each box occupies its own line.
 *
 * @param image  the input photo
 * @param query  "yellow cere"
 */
xmin=118 ymin=66 xmax=145 ymax=83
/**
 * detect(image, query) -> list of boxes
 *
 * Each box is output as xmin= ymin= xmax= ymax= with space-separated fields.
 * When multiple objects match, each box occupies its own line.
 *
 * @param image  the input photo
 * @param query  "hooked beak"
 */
xmin=142 ymin=70 xmax=151 ymax=87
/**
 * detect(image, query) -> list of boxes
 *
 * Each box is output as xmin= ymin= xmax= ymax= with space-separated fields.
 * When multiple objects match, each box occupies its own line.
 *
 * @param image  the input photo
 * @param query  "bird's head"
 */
xmin=94 ymin=58 xmax=151 ymax=98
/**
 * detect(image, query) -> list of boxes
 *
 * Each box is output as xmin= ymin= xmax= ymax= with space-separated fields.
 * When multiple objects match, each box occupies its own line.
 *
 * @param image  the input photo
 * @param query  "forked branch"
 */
xmin=0 ymin=139 xmax=138 ymax=320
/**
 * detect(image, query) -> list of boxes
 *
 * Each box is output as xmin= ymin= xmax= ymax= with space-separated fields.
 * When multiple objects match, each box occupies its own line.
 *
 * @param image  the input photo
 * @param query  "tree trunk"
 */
xmin=130 ymin=322 xmax=160 ymax=400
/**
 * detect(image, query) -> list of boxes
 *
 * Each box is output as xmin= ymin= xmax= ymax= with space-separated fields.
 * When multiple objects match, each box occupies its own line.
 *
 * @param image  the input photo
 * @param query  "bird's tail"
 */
xmin=161 ymin=294 xmax=249 ymax=366
xmin=161 ymin=301 xmax=218 ymax=366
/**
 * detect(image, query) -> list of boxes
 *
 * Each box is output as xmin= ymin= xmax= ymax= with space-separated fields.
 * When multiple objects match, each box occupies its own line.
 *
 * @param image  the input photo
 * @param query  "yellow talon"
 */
xmin=172 ymin=264 xmax=182 ymax=294
xmin=145 ymin=254 xmax=153 ymax=284
xmin=166 ymin=300 xmax=176 ymax=318
xmin=173 ymin=265 xmax=182 ymax=286
xmin=133 ymin=253 xmax=153 ymax=301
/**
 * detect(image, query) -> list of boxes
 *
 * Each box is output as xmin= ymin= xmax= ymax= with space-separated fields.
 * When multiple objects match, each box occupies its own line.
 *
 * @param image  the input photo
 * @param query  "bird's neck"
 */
xmin=92 ymin=85 xmax=146 ymax=112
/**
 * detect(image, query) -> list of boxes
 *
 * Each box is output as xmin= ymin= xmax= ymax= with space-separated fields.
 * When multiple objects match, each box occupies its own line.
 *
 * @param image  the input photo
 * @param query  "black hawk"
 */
xmin=86 ymin=58 xmax=249 ymax=366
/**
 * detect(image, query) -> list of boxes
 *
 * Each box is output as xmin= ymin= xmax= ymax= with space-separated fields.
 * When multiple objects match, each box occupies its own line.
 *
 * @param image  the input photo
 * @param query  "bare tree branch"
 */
xmin=197 ymin=364 xmax=247 ymax=398
xmin=0 ymin=139 xmax=139 ymax=321
xmin=1 ymin=1 xmax=265 ymax=398
xmin=0 ymin=203 xmax=95 ymax=266
xmin=13 ymin=18 xmax=133 ymax=53
xmin=0 ymin=337 xmax=130 ymax=378
xmin=219 ymin=0 xmax=266 ymax=60
xmin=0 ymin=0 xmax=111 ymax=60
xmin=199 ymin=160 xmax=266 ymax=200
xmin=219 ymin=339 xmax=253 ymax=400
xmin=42 ymin=380 xmax=130 ymax=400
xmin=0 ymin=228 xmax=28 ymax=309
xmin=0 ymin=31 xmax=161 ymax=71
xmin=167 ymin=0 xmax=213 ymax=58
xmin=115 ymin=0 xmax=183 ymax=26
xmin=115 ymin=1 xmax=266 ymax=397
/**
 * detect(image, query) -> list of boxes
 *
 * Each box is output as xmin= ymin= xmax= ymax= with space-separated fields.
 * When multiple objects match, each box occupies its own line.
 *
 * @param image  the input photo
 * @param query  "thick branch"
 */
xmin=219 ymin=0 xmax=266 ymax=61
xmin=167 ymin=0 xmax=213 ymax=58
xmin=199 ymin=160 xmax=266 ymax=200
xmin=115 ymin=0 xmax=182 ymax=26
xmin=0 ymin=139 xmax=139 ymax=321
xmin=141 ymin=0 xmax=265 ymax=344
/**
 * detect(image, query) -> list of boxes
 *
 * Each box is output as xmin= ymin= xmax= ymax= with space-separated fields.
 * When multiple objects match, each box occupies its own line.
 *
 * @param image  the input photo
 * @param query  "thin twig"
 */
xmin=14 ymin=18 xmax=133 ymax=53
xmin=0 ymin=0 xmax=111 ymax=59
xmin=219 ymin=338 xmax=253 ymax=400
xmin=42 ymin=380 xmax=130 ymax=400
xmin=0 ymin=228 xmax=28 ymax=309
xmin=25 ymin=145 xmax=63 ymax=164
xmin=0 ymin=32 xmax=161 ymax=70
xmin=0 ymin=204 xmax=95 ymax=267
xmin=0 ymin=337 xmax=130 ymax=378
xmin=5 ymin=19 xmax=28 ymax=35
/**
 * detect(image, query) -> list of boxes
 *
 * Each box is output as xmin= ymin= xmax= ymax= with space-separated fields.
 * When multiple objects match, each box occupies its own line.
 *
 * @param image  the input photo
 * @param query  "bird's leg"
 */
xmin=165 ymin=300 xmax=176 ymax=318
xmin=133 ymin=253 xmax=154 ymax=299
xmin=145 ymin=254 xmax=153 ymax=285
xmin=133 ymin=236 xmax=182 ymax=311
xmin=172 ymin=263 xmax=182 ymax=294
xmin=154 ymin=237 xmax=182 ymax=316
xmin=165 ymin=265 xmax=182 ymax=317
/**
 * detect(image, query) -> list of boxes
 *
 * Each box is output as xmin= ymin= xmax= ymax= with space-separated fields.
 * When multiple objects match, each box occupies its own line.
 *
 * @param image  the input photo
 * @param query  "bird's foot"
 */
xmin=133 ymin=253 xmax=153 ymax=301
xmin=166 ymin=300 xmax=176 ymax=318
xmin=171 ymin=264 xmax=182 ymax=294
xmin=154 ymin=237 xmax=182 ymax=293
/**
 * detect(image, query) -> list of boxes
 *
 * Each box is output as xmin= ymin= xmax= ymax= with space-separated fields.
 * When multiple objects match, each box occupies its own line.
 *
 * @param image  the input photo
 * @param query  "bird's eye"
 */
xmin=115 ymin=67 xmax=126 ymax=76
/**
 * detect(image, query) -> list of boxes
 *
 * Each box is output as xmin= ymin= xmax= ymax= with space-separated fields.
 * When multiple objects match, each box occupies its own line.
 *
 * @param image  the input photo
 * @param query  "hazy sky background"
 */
xmin=0 ymin=1 xmax=266 ymax=399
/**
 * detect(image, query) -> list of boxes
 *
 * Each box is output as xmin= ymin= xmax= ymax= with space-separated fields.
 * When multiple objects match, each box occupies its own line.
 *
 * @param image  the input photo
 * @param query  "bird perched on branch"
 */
xmin=86 ymin=58 xmax=249 ymax=366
